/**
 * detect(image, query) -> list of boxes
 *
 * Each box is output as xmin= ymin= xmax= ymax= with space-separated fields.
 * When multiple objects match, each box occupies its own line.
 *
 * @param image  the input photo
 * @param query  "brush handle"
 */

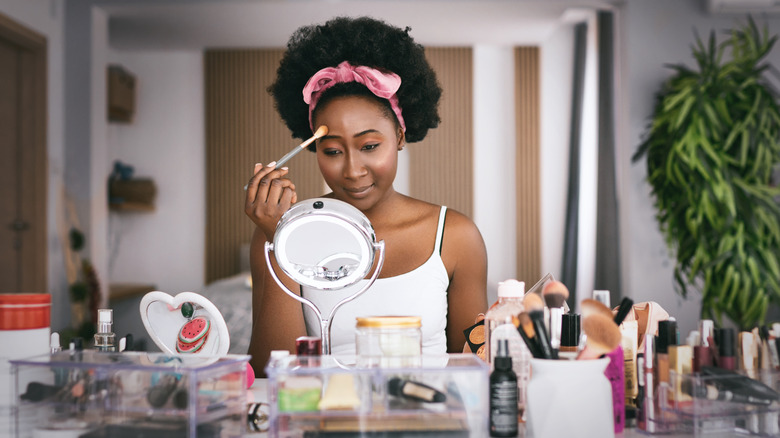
xmin=548 ymin=307 xmax=563 ymax=351
xmin=517 ymin=324 xmax=543 ymax=359
xmin=530 ymin=310 xmax=556 ymax=359
xmin=613 ymin=297 xmax=634 ymax=326
xmin=275 ymin=144 xmax=307 ymax=169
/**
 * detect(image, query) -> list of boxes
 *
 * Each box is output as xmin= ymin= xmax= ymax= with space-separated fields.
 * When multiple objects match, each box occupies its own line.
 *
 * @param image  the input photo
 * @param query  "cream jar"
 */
xmin=355 ymin=316 xmax=422 ymax=368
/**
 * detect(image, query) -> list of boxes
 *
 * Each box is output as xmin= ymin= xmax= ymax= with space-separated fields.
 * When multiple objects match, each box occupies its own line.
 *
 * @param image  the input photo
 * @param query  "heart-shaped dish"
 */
xmin=139 ymin=291 xmax=230 ymax=356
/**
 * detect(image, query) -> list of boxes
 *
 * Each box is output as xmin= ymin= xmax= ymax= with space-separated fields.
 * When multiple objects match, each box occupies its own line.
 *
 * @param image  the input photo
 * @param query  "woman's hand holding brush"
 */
xmin=244 ymin=126 xmax=328 ymax=240
xmin=245 ymin=163 xmax=298 ymax=240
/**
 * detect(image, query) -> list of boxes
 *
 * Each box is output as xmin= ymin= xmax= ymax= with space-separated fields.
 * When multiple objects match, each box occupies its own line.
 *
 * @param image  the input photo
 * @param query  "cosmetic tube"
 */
xmin=668 ymin=344 xmax=693 ymax=403
xmin=739 ymin=331 xmax=759 ymax=379
xmin=759 ymin=326 xmax=775 ymax=370
xmin=694 ymin=320 xmax=714 ymax=372
xmin=717 ymin=328 xmax=736 ymax=371
xmin=636 ymin=353 xmax=646 ymax=430
xmin=656 ymin=320 xmax=677 ymax=387
xmin=620 ymin=320 xmax=639 ymax=406
xmin=639 ymin=334 xmax=657 ymax=433
xmin=605 ymin=345 xmax=626 ymax=433
xmin=388 ymin=377 xmax=446 ymax=403
xmin=758 ymin=327 xmax=780 ymax=436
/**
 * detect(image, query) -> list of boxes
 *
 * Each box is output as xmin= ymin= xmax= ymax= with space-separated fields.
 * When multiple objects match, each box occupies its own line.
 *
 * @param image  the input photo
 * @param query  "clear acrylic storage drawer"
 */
xmin=649 ymin=369 xmax=780 ymax=437
xmin=10 ymin=351 xmax=249 ymax=438
xmin=265 ymin=353 xmax=489 ymax=437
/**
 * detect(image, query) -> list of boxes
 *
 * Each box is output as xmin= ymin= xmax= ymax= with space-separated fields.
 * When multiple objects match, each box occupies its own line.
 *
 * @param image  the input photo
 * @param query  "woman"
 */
xmin=245 ymin=16 xmax=487 ymax=375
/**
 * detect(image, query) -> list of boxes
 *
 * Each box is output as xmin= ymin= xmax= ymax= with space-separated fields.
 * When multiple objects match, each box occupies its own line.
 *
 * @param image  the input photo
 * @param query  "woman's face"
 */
xmin=313 ymin=95 xmax=403 ymax=212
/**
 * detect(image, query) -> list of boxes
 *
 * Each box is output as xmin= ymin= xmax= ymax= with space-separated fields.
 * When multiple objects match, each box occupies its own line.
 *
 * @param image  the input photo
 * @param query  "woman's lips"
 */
xmin=343 ymin=184 xmax=374 ymax=198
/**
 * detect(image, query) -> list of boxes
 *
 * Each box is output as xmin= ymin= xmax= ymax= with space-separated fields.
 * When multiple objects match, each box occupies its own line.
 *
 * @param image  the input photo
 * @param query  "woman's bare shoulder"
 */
xmin=441 ymin=207 xmax=486 ymax=255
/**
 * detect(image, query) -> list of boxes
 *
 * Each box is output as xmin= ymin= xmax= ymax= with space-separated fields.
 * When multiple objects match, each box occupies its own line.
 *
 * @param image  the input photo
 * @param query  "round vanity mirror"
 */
xmin=265 ymin=198 xmax=385 ymax=355
xmin=273 ymin=198 xmax=376 ymax=290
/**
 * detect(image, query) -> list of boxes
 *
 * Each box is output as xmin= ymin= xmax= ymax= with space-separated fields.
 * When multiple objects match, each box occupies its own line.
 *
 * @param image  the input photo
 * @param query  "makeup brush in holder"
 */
xmin=542 ymin=281 xmax=569 ymax=356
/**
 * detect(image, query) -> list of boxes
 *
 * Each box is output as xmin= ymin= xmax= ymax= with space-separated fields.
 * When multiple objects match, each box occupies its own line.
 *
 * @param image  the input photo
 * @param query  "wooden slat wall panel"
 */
xmin=411 ymin=48 xmax=473 ymax=218
xmin=204 ymin=49 xmax=323 ymax=283
xmin=515 ymin=47 xmax=541 ymax=283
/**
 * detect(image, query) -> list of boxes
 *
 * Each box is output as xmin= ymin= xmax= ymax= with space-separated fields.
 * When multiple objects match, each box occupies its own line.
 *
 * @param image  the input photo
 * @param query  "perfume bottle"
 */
xmin=94 ymin=308 xmax=116 ymax=352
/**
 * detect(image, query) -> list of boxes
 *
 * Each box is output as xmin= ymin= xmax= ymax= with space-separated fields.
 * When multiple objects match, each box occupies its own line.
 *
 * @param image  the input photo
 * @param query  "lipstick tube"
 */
xmin=717 ymin=328 xmax=736 ymax=371
xmin=694 ymin=320 xmax=714 ymax=372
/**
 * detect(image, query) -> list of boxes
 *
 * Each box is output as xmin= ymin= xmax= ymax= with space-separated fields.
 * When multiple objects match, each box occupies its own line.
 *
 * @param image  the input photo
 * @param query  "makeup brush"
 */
xmin=542 ymin=280 xmax=569 ymax=304
xmin=517 ymin=311 xmax=544 ymax=359
xmin=529 ymin=309 xmax=556 ymax=359
xmin=578 ymin=313 xmax=622 ymax=360
xmin=542 ymin=281 xmax=569 ymax=353
xmin=613 ymin=297 xmax=634 ymax=326
xmin=243 ymin=125 xmax=328 ymax=189
xmin=522 ymin=292 xmax=545 ymax=311
xmin=580 ymin=298 xmax=614 ymax=320
xmin=276 ymin=125 xmax=328 ymax=167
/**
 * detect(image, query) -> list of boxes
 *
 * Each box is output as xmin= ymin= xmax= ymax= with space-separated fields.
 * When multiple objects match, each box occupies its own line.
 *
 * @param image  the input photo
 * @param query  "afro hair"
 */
xmin=269 ymin=16 xmax=442 ymax=144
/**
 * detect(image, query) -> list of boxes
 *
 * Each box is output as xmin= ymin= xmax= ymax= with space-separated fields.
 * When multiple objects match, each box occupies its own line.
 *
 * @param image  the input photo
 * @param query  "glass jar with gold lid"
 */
xmin=355 ymin=316 xmax=422 ymax=368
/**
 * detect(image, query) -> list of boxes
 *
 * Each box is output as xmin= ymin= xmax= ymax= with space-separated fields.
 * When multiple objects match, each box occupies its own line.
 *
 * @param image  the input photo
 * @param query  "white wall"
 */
xmin=540 ymin=21 xmax=574 ymax=287
xmin=473 ymin=45 xmax=518 ymax=304
xmin=0 ymin=0 xmax=69 ymax=329
xmin=620 ymin=1 xmax=780 ymax=338
xmin=106 ymin=51 xmax=205 ymax=293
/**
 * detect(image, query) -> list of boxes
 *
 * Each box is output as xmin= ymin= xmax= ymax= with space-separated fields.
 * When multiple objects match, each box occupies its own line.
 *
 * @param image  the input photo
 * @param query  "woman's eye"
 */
xmin=323 ymin=149 xmax=342 ymax=156
xmin=362 ymin=143 xmax=380 ymax=151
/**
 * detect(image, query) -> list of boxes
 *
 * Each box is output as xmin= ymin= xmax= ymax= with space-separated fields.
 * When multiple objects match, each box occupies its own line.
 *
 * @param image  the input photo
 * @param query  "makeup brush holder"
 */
xmin=525 ymin=358 xmax=614 ymax=438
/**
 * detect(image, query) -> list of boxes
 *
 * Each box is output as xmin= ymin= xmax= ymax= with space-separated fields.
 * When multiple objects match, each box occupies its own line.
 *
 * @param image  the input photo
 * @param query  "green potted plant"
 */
xmin=633 ymin=16 xmax=780 ymax=330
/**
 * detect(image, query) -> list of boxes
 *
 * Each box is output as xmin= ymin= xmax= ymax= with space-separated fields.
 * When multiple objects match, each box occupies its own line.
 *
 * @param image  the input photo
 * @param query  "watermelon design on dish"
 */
xmin=176 ymin=316 xmax=211 ymax=354
xmin=176 ymin=336 xmax=207 ymax=353
xmin=179 ymin=316 xmax=210 ymax=343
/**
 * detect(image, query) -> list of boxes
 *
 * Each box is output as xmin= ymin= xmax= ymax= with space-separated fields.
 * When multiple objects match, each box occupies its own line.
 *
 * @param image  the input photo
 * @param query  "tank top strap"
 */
xmin=434 ymin=206 xmax=448 ymax=255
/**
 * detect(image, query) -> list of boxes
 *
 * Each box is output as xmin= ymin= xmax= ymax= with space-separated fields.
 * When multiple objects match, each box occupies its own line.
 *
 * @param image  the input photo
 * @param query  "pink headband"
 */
xmin=302 ymin=61 xmax=406 ymax=132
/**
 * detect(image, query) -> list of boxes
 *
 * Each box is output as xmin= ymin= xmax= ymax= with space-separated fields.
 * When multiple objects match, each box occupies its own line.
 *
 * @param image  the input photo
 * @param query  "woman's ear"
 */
xmin=397 ymin=129 xmax=406 ymax=151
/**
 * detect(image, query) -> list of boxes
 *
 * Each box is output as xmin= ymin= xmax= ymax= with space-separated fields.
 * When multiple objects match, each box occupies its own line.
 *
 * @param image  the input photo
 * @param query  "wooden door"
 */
xmin=0 ymin=14 xmax=47 ymax=293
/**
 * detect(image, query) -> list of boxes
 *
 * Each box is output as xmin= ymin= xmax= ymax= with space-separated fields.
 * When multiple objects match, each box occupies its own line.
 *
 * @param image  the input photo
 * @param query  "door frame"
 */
xmin=0 ymin=12 xmax=47 ymax=292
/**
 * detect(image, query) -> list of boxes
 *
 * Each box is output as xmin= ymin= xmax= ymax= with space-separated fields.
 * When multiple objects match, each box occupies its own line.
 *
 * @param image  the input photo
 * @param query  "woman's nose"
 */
xmin=343 ymin=152 xmax=367 ymax=179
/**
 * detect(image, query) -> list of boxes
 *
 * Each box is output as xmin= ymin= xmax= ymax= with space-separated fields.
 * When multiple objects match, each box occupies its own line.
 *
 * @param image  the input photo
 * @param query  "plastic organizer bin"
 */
xmin=265 ymin=353 xmax=489 ymax=438
xmin=10 ymin=350 xmax=249 ymax=438
xmin=645 ymin=370 xmax=780 ymax=436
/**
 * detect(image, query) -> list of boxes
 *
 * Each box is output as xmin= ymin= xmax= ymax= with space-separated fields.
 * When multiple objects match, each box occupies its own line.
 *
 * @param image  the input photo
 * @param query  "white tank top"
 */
xmin=302 ymin=206 xmax=450 ymax=356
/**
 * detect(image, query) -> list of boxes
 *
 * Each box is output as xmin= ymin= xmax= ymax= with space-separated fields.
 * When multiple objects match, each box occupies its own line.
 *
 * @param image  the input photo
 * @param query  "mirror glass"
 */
xmin=273 ymin=198 xmax=376 ymax=290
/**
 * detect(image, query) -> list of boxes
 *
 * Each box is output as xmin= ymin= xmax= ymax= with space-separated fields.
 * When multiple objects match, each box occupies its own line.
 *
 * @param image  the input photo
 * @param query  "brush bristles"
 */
xmin=542 ymin=280 xmax=570 ymax=299
xmin=580 ymin=298 xmax=614 ymax=320
xmin=582 ymin=313 xmax=622 ymax=353
xmin=517 ymin=312 xmax=535 ymax=338
xmin=544 ymin=293 xmax=566 ymax=309
xmin=314 ymin=125 xmax=329 ymax=137
xmin=522 ymin=293 xmax=544 ymax=311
